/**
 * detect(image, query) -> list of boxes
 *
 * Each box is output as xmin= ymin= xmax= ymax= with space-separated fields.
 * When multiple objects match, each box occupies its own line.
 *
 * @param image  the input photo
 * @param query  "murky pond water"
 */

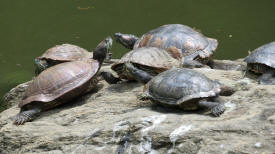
xmin=0 ymin=0 xmax=274 ymax=111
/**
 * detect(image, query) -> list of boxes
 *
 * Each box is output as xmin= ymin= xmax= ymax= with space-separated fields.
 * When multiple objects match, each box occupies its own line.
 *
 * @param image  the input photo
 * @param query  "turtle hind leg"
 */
xmin=198 ymin=99 xmax=226 ymax=117
xmin=258 ymin=71 xmax=275 ymax=85
xmin=124 ymin=62 xmax=153 ymax=84
xmin=101 ymin=71 xmax=122 ymax=84
xmin=13 ymin=108 xmax=41 ymax=125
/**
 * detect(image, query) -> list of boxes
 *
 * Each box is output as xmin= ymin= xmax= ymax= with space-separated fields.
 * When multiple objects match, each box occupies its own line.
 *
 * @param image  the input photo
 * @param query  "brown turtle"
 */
xmin=101 ymin=47 xmax=181 ymax=84
xmin=13 ymin=37 xmax=112 ymax=125
xmin=114 ymin=24 xmax=218 ymax=67
xmin=35 ymin=40 xmax=112 ymax=75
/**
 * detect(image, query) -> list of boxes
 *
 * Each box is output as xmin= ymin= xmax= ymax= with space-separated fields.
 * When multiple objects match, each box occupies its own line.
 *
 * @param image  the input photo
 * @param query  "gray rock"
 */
xmin=209 ymin=59 xmax=247 ymax=71
xmin=0 ymin=60 xmax=275 ymax=154
xmin=1 ymin=81 xmax=33 ymax=108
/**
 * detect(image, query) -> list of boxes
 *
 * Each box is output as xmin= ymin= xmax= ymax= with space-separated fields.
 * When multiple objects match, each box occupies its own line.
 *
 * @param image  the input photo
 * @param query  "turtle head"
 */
xmin=34 ymin=58 xmax=48 ymax=76
xmin=93 ymin=36 xmax=113 ymax=64
xmin=124 ymin=62 xmax=136 ymax=74
xmin=114 ymin=32 xmax=139 ymax=49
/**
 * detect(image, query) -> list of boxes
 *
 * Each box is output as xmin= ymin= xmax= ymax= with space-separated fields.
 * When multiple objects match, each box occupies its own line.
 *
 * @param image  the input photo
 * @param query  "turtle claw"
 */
xmin=13 ymin=113 xmax=31 ymax=125
xmin=211 ymin=104 xmax=226 ymax=117
xmin=13 ymin=109 xmax=40 ymax=125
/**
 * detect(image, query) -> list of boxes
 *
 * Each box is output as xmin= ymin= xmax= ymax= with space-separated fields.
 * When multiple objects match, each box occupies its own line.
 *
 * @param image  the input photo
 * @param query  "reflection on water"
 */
xmin=0 ymin=0 xmax=275 ymax=111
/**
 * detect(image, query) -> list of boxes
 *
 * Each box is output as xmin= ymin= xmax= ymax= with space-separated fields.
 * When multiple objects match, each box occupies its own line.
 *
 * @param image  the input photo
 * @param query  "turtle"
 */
xmin=101 ymin=47 xmax=181 ymax=84
xmin=34 ymin=39 xmax=112 ymax=75
xmin=114 ymin=24 xmax=218 ymax=68
xmin=244 ymin=41 xmax=275 ymax=85
xmin=13 ymin=37 xmax=112 ymax=125
xmin=139 ymin=68 xmax=226 ymax=116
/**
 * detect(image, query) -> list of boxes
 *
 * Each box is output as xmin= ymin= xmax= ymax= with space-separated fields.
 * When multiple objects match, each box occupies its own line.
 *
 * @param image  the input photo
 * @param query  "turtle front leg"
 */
xmin=124 ymin=62 xmax=154 ymax=84
xmin=198 ymin=99 xmax=226 ymax=117
xmin=137 ymin=92 xmax=151 ymax=101
xmin=114 ymin=33 xmax=139 ymax=49
xmin=101 ymin=71 xmax=122 ymax=84
xmin=34 ymin=58 xmax=49 ymax=76
xmin=13 ymin=108 xmax=41 ymax=125
xmin=258 ymin=70 xmax=275 ymax=85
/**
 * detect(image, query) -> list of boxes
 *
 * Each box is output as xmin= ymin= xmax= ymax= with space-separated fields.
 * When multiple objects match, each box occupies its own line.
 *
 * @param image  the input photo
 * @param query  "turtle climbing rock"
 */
xmin=13 ymin=37 xmax=112 ymax=125
xmin=114 ymin=24 xmax=218 ymax=68
xmin=101 ymin=47 xmax=181 ymax=84
xmin=244 ymin=41 xmax=275 ymax=85
xmin=140 ymin=68 xmax=226 ymax=116
xmin=35 ymin=39 xmax=112 ymax=75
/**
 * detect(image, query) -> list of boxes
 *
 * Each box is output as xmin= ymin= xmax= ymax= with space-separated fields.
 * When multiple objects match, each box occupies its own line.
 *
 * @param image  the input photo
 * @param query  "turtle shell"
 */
xmin=111 ymin=47 xmax=181 ymax=79
xmin=133 ymin=24 xmax=218 ymax=60
xmin=19 ymin=59 xmax=99 ymax=108
xmin=244 ymin=41 xmax=275 ymax=72
xmin=37 ymin=44 xmax=93 ymax=62
xmin=145 ymin=68 xmax=221 ymax=109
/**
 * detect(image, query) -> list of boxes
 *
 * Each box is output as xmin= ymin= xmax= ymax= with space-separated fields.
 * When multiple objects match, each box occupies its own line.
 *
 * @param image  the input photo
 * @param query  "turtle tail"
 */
xmin=13 ymin=108 xmax=41 ymax=125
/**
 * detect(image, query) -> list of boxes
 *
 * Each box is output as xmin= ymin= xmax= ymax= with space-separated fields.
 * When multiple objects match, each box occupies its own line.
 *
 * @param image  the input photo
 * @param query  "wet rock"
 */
xmin=0 ymin=59 xmax=275 ymax=154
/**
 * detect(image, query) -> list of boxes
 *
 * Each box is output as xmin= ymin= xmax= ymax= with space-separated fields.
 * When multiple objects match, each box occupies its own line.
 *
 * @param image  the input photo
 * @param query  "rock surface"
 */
xmin=2 ymin=81 xmax=33 ymax=109
xmin=0 ymin=60 xmax=275 ymax=154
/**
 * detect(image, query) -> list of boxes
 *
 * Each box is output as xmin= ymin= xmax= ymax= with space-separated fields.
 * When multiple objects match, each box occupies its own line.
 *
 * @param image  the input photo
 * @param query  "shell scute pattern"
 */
xmin=39 ymin=44 xmax=93 ymax=61
xmin=20 ymin=60 xmax=99 ymax=107
xmin=134 ymin=24 xmax=216 ymax=60
xmin=146 ymin=68 xmax=220 ymax=106
xmin=244 ymin=41 xmax=275 ymax=69
xmin=112 ymin=47 xmax=180 ymax=73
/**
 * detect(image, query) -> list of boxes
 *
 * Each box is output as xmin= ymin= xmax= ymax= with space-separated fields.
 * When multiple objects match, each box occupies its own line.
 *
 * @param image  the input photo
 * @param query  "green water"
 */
xmin=0 ymin=0 xmax=275 ymax=111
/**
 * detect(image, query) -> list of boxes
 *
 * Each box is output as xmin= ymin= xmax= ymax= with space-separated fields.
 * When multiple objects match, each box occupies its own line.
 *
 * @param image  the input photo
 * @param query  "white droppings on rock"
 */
xmin=139 ymin=115 xmax=167 ymax=154
xmin=237 ymin=77 xmax=253 ymax=85
xmin=71 ymin=145 xmax=84 ymax=154
xmin=141 ymin=115 xmax=167 ymax=134
xmin=169 ymin=125 xmax=192 ymax=150
xmin=225 ymin=101 xmax=236 ymax=112
xmin=94 ymin=146 xmax=106 ymax=151
xmin=72 ymin=118 xmax=79 ymax=124
xmin=71 ymin=128 xmax=102 ymax=154
xmin=254 ymin=142 xmax=262 ymax=148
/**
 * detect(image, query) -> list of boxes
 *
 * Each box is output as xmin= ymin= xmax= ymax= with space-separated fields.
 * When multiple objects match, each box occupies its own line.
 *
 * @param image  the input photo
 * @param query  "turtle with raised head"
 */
xmin=13 ymin=37 xmax=112 ymax=125
xmin=244 ymin=41 xmax=275 ymax=85
xmin=114 ymin=24 xmax=218 ymax=67
xmin=140 ymin=68 xmax=226 ymax=116
xmin=101 ymin=47 xmax=181 ymax=84
xmin=35 ymin=40 xmax=112 ymax=75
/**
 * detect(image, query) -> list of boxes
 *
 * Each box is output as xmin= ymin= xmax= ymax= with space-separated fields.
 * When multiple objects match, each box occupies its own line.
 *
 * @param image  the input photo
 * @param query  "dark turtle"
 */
xmin=35 ymin=40 xmax=112 ymax=75
xmin=101 ymin=47 xmax=181 ymax=84
xmin=114 ymin=24 xmax=218 ymax=67
xmin=244 ymin=41 xmax=275 ymax=85
xmin=13 ymin=37 xmax=112 ymax=125
xmin=140 ymin=68 xmax=225 ymax=116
